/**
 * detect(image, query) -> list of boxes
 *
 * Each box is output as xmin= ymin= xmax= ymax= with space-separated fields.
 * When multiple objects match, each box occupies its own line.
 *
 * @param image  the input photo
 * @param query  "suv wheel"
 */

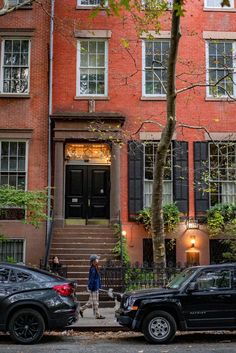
xmin=9 ymin=308 xmax=45 ymax=344
xmin=142 ymin=310 xmax=177 ymax=344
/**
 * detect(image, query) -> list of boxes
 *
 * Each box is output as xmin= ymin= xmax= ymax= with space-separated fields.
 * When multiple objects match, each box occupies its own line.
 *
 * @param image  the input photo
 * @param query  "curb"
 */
xmin=66 ymin=326 xmax=129 ymax=332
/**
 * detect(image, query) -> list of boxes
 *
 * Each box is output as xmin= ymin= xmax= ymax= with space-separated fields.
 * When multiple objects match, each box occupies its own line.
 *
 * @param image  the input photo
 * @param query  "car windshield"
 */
xmin=166 ymin=268 xmax=197 ymax=289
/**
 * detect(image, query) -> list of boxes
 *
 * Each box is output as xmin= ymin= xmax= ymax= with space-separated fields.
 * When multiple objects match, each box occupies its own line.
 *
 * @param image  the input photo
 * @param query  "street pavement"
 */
xmin=0 ymin=307 xmax=236 ymax=352
xmin=71 ymin=306 xmax=120 ymax=329
xmin=0 ymin=331 xmax=236 ymax=353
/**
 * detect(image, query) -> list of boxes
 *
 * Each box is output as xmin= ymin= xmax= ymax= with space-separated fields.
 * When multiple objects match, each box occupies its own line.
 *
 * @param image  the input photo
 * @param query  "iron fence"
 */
xmin=100 ymin=261 xmax=185 ymax=292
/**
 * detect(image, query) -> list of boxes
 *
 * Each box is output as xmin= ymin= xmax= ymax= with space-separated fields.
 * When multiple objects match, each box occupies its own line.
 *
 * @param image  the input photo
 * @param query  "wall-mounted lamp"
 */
xmin=186 ymin=217 xmax=199 ymax=229
xmin=190 ymin=235 xmax=196 ymax=247
xmin=121 ymin=230 xmax=127 ymax=237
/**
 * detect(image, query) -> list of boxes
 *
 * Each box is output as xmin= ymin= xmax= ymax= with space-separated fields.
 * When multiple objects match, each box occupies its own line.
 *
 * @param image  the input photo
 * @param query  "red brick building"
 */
xmin=51 ymin=0 xmax=236 ymax=268
xmin=0 ymin=1 xmax=49 ymax=264
xmin=2 ymin=0 xmax=235 ymax=269
xmin=52 ymin=0 xmax=236 ymax=264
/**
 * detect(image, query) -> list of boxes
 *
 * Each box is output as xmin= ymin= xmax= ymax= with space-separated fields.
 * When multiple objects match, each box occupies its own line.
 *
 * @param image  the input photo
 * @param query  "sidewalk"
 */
xmin=71 ymin=307 xmax=124 ymax=330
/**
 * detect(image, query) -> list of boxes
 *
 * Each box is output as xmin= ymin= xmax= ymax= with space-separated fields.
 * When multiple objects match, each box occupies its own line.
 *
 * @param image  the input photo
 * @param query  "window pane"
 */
xmin=144 ymin=40 xmax=169 ymax=96
xmin=78 ymin=40 xmax=106 ymax=96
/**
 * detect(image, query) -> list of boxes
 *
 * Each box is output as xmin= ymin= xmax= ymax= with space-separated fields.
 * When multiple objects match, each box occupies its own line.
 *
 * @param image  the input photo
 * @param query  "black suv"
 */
xmin=116 ymin=263 xmax=236 ymax=344
xmin=0 ymin=263 xmax=79 ymax=344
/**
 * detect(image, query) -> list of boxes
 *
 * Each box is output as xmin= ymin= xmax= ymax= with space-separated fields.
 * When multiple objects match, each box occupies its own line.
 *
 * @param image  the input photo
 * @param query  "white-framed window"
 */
xmin=0 ymin=141 xmax=28 ymax=220
xmin=77 ymin=0 xmax=107 ymax=6
xmin=142 ymin=40 xmax=170 ymax=97
xmin=0 ymin=141 xmax=27 ymax=189
xmin=76 ymin=40 xmax=108 ymax=96
xmin=8 ymin=0 xmax=30 ymax=5
xmin=206 ymin=40 xmax=236 ymax=98
xmin=0 ymin=39 xmax=30 ymax=94
xmin=209 ymin=142 xmax=236 ymax=206
xmin=204 ymin=0 xmax=234 ymax=8
xmin=142 ymin=0 xmax=173 ymax=8
xmin=0 ymin=239 xmax=24 ymax=263
xmin=144 ymin=142 xmax=172 ymax=207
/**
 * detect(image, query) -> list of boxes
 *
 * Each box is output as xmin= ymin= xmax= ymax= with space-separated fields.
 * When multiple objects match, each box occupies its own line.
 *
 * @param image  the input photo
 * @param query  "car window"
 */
xmin=16 ymin=271 xmax=31 ymax=282
xmin=196 ymin=269 xmax=231 ymax=291
xmin=0 ymin=268 xmax=10 ymax=283
xmin=8 ymin=270 xmax=32 ymax=283
xmin=166 ymin=268 xmax=197 ymax=289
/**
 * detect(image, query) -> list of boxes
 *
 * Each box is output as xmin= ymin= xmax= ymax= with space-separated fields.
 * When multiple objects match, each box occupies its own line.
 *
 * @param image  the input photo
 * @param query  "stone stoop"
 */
xmin=50 ymin=225 xmax=119 ymax=307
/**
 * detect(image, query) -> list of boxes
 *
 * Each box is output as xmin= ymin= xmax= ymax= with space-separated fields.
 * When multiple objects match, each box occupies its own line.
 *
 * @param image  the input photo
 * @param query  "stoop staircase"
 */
xmin=50 ymin=225 xmax=118 ymax=307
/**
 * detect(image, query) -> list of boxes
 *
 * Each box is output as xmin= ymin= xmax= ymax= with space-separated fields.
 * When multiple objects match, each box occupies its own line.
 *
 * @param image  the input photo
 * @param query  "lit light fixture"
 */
xmin=121 ymin=230 xmax=127 ymax=237
xmin=186 ymin=217 xmax=199 ymax=229
xmin=190 ymin=235 xmax=196 ymax=247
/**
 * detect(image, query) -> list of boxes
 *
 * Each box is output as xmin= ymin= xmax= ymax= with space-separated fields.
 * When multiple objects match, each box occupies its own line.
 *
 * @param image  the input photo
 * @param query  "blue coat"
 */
xmin=88 ymin=265 xmax=101 ymax=292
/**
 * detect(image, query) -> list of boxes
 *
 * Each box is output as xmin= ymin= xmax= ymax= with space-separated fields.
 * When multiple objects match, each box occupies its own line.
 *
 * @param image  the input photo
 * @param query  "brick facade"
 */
xmin=0 ymin=3 xmax=49 ymax=265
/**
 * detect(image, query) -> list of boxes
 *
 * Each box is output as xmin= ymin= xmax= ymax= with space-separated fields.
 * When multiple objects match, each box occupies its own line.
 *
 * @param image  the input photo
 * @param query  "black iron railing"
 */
xmin=100 ymin=262 xmax=185 ymax=292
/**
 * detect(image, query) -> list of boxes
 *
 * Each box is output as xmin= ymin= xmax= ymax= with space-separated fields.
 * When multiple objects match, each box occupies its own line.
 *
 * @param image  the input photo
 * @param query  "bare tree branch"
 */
xmin=176 ymin=71 xmax=236 ymax=100
xmin=0 ymin=0 xmax=35 ymax=16
xmin=132 ymin=120 xmax=164 ymax=136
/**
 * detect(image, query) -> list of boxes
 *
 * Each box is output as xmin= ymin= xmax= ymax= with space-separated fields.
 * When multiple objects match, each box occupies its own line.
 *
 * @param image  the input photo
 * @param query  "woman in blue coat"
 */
xmin=80 ymin=254 xmax=105 ymax=319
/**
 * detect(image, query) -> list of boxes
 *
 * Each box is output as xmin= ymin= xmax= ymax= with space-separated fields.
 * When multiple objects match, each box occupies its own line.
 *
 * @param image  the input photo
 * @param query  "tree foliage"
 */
xmin=0 ymin=186 xmax=48 ymax=228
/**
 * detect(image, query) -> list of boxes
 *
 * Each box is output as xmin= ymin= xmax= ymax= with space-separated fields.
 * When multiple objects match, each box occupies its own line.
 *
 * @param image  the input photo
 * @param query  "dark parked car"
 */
xmin=0 ymin=263 xmax=79 ymax=344
xmin=116 ymin=263 xmax=236 ymax=344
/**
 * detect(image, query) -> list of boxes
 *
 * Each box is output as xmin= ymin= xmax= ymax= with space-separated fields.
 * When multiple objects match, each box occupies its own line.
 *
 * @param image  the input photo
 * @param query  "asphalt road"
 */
xmin=0 ymin=331 xmax=236 ymax=353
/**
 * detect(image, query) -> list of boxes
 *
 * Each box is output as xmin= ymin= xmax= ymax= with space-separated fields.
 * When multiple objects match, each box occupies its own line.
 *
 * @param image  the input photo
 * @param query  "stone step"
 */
xmin=50 ymin=247 xmax=115 ymax=254
xmin=50 ymin=249 xmax=117 ymax=256
xmin=52 ymin=238 xmax=117 ymax=244
xmin=54 ymin=227 xmax=114 ymax=233
xmin=52 ymin=239 xmax=116 ymax=249
xmin=53 ymin=234 xmax=118 ymax=243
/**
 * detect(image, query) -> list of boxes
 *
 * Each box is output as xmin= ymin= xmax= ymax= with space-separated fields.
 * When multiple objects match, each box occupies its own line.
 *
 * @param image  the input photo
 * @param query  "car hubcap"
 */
xmin=149 ymin=317 xmax=170 ymax=340
xmin=13 ymin=314 xmax=40 ymax=341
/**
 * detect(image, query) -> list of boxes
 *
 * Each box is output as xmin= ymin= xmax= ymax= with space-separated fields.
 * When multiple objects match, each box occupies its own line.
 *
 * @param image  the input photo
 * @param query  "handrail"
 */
xmin=43 ymin=211 xmax=54 ymax=269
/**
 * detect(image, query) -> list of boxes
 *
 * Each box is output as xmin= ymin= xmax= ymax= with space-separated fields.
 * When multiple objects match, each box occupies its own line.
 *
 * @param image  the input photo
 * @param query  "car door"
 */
xmin=180 ymin=267 xmax=235 ymax=329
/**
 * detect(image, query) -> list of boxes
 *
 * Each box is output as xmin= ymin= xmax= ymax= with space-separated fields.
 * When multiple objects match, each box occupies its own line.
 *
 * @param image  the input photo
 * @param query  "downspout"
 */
xmin=44 ymin=0 xmax=55 ymax=267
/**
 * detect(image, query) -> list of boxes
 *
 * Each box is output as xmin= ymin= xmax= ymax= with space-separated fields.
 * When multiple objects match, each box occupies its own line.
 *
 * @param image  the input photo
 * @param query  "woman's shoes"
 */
xmin=96 ymin=315 xmax=105 ymax=319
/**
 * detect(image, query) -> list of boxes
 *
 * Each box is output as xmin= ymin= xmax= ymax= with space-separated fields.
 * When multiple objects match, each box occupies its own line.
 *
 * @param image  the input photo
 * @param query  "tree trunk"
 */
xmin=151 ymin=0 xmax=182 ymax=285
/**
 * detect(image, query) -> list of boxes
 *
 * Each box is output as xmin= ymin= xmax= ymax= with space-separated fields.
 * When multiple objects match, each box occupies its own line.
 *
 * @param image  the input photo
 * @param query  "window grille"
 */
xmin=0 ymin=239 xmax=24 ymax=263
xmin=77 ymin=40 xmax=108 ymax=96
xmin=143 ymin=40 xmax=170 ymax=96
xmin=144 ymin=142 xmax=172 ymax=207
xmin=1 ymin=39 xmax=30 ymax=94
xmin=209 ymin=143 xmax=236 ymax=206
xmin=207 ymin=41 xmax=235 ymax=97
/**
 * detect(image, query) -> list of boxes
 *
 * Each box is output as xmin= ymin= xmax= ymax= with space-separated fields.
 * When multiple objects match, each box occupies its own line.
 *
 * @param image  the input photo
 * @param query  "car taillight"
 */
xmin=53 ymin=283 xmax=74 ymax=296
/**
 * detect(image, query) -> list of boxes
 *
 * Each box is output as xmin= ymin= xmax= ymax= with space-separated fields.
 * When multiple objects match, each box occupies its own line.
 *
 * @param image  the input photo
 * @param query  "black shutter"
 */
xmin=194 ymin=142 xmax=209 ymax=217
xmin=128 ymin=141 xmax=144 ymax=220
xmin=173 ymin=141 xmax=188 ymax=214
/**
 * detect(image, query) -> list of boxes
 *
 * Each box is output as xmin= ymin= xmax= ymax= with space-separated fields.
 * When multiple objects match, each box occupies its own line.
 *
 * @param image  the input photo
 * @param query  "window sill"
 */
xmin=140 ymin=96 xmax=166 ymax=101
xmin=0 ymin=93 xmax=30 ymax=98
xmin=205 ymin=96 xmax=235 ymax=101
xmin=203 ymin=7 xmax=236 ymax=12
xmin=74 ymin=96 xmax=110 ymax=101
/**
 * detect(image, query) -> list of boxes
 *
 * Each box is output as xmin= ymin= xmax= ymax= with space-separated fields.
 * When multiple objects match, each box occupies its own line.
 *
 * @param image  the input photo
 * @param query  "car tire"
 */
xmin=142 ymin=310 xmax=177 ymax=344
xmin=8 ymin=308 xmax=45 ymax=344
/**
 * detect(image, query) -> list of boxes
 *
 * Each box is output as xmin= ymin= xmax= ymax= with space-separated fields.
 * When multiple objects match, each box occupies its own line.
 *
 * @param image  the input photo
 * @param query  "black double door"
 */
xmin=65 ymin=165 xmax=110 ymax=220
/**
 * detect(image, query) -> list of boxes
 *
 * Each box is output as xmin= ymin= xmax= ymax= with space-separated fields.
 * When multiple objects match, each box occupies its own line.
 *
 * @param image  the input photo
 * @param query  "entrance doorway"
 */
xmin=65 ymin=165 xmax=110 ymax=221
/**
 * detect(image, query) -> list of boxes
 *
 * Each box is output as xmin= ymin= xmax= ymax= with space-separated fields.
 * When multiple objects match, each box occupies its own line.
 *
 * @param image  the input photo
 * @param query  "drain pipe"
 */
xmin=45 ymin=0 xmax=55 ymax=265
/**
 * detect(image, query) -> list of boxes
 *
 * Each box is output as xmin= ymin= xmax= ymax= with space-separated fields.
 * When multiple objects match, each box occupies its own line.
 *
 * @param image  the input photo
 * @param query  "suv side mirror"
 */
xmin=187 ymin=281 xmax=198 ymax=293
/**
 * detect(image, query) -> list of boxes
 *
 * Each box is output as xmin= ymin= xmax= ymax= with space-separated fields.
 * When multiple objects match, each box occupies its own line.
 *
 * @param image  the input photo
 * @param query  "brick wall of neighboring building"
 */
xmin=0 ymin=3 xmax=50 ymax=265
xmin=52 ymin=1 xmax=236 ymax=266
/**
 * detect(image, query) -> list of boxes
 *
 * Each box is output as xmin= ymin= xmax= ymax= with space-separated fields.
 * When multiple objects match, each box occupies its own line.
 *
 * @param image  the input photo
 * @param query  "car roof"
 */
xmin=0 ymin=262 xmax=68 ymax=281
xmin=0 ymin=262 xmax=37 ymax=271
